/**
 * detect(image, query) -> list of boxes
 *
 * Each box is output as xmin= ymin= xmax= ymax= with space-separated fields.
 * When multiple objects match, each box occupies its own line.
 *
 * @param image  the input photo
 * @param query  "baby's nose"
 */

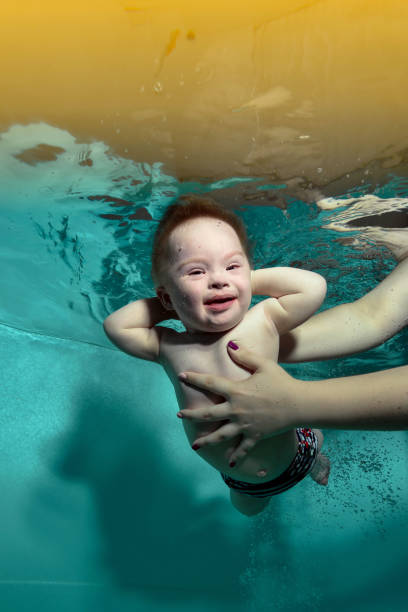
xmin=209 ymin=271 xmax=229 ymax=288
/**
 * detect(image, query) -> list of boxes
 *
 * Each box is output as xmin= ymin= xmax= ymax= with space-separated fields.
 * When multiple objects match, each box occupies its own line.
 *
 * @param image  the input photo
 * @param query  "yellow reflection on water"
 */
xmin=1 ymin=0 xmax=408 ymax=185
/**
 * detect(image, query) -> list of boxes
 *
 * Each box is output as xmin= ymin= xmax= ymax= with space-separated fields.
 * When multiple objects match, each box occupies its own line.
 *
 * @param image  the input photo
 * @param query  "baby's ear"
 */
xmin=156 ymin=286 xmax=174 ymax=311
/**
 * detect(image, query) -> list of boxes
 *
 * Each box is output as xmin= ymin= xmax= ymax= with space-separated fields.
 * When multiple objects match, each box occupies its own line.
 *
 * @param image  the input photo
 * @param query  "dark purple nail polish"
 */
xmin=229 ymin=461 xmax=236 ymax=468
xmin=177 ymin=412 xmax=183 ymax=419
xmin=192 ymin=444 xmax=200 ymax=451
xmin=228 ymin=341 xmax=239 ymax=350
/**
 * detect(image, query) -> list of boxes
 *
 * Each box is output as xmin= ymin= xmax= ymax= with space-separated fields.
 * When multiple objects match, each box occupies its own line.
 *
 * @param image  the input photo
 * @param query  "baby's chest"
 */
xmin=162 ymin=304 xmax=279 ymax=382
xmin=226 ymin=304 xmax=280 ymax=362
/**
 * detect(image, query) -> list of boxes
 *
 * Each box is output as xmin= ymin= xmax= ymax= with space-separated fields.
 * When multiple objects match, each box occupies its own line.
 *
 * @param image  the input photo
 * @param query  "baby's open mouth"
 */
xmin=205 ymin=296 xmax=236 ymax=305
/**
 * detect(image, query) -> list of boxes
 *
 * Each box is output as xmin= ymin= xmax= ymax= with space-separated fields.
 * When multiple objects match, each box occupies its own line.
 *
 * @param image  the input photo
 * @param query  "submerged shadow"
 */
xmin=51 ymin=374 xmax=250 ymax=598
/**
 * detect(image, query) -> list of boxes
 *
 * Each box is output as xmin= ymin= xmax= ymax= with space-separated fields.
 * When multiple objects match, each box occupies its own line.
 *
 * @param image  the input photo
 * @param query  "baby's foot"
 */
xmin=310 ymin=453 xmax=330 ymax=486
xmin=310 ymin=429 xmax=330 ymax=486
xmin=313 ymin=428 xmax=324 ymax=451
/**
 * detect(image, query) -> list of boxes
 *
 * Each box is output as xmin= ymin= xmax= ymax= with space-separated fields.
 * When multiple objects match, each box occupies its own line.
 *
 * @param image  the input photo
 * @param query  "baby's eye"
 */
xmin=188 ymin=269 xmax=204 ymax=276
xmin=227 ymin=263 xmax=240 ymax=270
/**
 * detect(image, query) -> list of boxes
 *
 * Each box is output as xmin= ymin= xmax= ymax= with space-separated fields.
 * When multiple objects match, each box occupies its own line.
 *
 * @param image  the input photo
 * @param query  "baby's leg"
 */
xmin=229 ymin=489 xmax=270 ymax=517
xmin=309 ymin=429 xmax=330 ymax=486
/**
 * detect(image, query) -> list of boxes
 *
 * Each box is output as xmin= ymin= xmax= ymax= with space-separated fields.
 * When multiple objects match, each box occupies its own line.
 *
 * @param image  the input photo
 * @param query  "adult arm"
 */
xmin=178 ymin=345 xmax=408 ymax=465
xmin=279 ymin=257 xmax=408 ymax=362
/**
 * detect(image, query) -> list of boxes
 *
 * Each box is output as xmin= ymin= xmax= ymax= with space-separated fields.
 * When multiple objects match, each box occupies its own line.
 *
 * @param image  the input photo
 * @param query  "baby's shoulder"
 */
xmin=241 ymin=298 xmax=279 ymax=331
xmin=158 ymin=327 xmax=199 ymax=359
xmin=229 ymin=300 xmax=279 ymax=357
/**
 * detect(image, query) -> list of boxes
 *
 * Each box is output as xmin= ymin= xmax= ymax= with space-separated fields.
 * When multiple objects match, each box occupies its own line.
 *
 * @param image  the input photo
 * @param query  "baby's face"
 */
xmin=157 ymin=217 xmax=252 ymax=334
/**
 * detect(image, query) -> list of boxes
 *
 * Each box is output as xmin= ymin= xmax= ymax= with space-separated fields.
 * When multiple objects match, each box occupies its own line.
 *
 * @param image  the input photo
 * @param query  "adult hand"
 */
xmin=178 ymin=343 xmax=303 ymax=467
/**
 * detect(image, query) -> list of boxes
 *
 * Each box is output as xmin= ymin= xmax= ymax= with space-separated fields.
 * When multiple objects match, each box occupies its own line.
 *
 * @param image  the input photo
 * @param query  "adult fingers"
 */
xmin=177 ymin=402 xmax=232 ymax=422
xmin=226 ymin=342 xmax=264 ymax=374
xmin=178 ymin=371 xmax=233 ymax=398
xmin=227 ymin=437 xmax=258 ymax=466
xmin=191 ymin=423 xmax=241 ymax=449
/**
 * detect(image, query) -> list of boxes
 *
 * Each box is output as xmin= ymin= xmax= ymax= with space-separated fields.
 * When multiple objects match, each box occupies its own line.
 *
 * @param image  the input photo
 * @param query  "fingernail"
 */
xmin=178 ymin=372 xmax=187 ymax=380
xmin=177 ymin=412 xmax=183 ymax=419
xmin=192 ymin=444 xmax=200 ymax=451
xmin=229 ymin=461 xmax=236 ymax=468
xmin=227 ymin=341 xmax=239 ymax=350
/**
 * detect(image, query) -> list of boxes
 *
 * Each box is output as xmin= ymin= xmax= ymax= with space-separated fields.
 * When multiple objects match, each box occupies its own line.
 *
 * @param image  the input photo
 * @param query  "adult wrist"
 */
xmin=288 ymin=379 xmax=316 ymax=428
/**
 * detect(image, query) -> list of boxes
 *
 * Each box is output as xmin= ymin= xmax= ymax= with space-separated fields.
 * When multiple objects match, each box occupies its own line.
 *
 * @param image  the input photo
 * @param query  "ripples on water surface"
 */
xmin=1 ymin=122 xmax=407 ymax=374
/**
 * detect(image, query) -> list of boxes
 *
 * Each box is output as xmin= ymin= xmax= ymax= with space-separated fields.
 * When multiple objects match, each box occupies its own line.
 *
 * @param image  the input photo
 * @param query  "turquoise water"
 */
xmin=1 ymin=124 xmax=407 ymax=611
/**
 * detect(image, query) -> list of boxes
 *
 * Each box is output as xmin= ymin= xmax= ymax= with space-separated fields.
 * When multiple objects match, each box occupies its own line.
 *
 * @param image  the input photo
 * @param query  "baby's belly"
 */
xmin=183 ymin=419 xmax=298 ymax=484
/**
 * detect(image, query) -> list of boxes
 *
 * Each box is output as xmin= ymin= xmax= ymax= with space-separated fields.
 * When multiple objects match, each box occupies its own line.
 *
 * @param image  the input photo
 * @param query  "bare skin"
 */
xmin=310 ymin=430 xmax=330 ymax=486
xmin=104 ymin=216 xmax=328 ymax=516
xmin=179 ymin=347 xmax=408 ymax=464
xmin=177 ymin=230 xmax=408 ymax=466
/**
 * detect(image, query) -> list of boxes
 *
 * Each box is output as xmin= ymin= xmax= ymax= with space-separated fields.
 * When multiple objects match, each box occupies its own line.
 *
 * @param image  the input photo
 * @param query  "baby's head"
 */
xmin=152 ymin=195 xmax=253 ymax=334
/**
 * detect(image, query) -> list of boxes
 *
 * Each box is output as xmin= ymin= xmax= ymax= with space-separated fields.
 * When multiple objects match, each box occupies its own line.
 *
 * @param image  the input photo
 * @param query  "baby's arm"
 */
xmin=279 ymin=256 xmax=408 ymax=362
xmin=251 ymin=267 xmax=327 ymax=335
xmin=103 ymin=298 xmax=171 ymax=361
